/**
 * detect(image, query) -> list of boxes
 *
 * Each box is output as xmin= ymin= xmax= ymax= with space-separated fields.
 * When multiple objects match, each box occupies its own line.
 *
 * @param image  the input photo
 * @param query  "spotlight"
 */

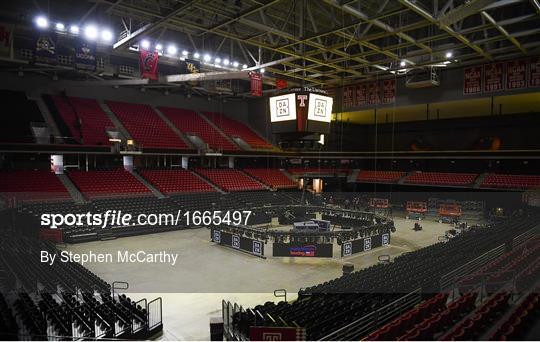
xmin=35 ymin=16 xmax=48 ymax=29
xmin=55 ymin=23 xmax=65 ymax=31
xmin=203 ymin=54 xmax=211 ymax=62
xmin=101 ymin=30 xmax=113 ymax=42
xmin=84 ymin=25 xmax=98 ymax=40
xmin=182 ymin=50 xmax=188 ymax=56
xmin=242 ymin=64 xmax=248 ymax=69
xmin=260 ymin=67 xmax=265 ymax=73
xmin=193 ymin=52 xmax=200 ymax=58
xmin=223 ymin=59 xmax=230 ymax=66
xmin=445 ymin=51 xmax=453 ymax=58
xmin=70 ymin=25 xmax=79 ymax=34
xmin=400 ymin=60 xmax=406 ymax=67
xmin=155 ymin=43 xmax=163 ymax=51
xmin=215 ymin=57 xmax=221 ymax=64
xmin=140 ymin=40 xmax=150 ymax=49
xmin=167 ymin=45 xmax=177 ymax=55
xmin=233 ymin=61 xmax=239 ymax=67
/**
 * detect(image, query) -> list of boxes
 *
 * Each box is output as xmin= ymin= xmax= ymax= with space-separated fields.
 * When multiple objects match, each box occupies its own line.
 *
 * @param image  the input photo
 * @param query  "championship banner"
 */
xmin=0 ymin=23 xmax=12 ymax=57
xmin=139 ymin=48 xmax=159 ymax=80
xmin=529 ymin=56 xmax=540 ymax=88
xmin=354 ymin=84 xmax=367 ymax=107
xmin=382 ymin=79 xmax=396 ymax=104
xmin=249 ymin=71 xmax=263 ymax=97
xmin=484 ymin=62 xmax=504 ymax=92
xmin=74 ymin=39 xmax=96 ymax=71
xmin=34 ymin=31 xmax=57 ymax=64
xmin=343 ymin=86 xmax=354 ymax=109
xmin=463 ymin=66 xmax=482 ymax=95
xmin=179 ymin=58 xmax=200 ymax=74
xmin=506 ymin=59 xmax=527 ymax=90
xmin=275 ymin=78 xmax=288 ymax=89
xmin=367 ymin=81 xmax=381 ymax=105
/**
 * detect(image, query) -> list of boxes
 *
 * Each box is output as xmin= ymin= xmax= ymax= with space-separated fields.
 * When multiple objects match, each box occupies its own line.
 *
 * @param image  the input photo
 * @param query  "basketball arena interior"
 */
xmin=1 ymin=0 xmax=540 ymax=341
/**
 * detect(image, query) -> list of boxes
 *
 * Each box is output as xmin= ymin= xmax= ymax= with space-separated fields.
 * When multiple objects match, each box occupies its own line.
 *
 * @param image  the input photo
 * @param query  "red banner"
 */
xmin=529 ymin=56 xmax=540 ymax=88
xmin=249 ymin=72 xmax=262 ymax=97
xmin=463 ymin=66 xmax=482 ymax=95
xmin=250 ymin=327 xmax=306 ymax=341
xmin=506 ymin=59 xmax=527 ymax=90
xmin=484 ymin=62 xmax=504 ymax=92
xmin=275 ymin=78 xmax=288 ymax=89
xmin=382 ymin=79 xmax=396 ymax=104
xmin=139 ymin=48 xmax=159 ymax=80
xmin=367 ymin=81 xmax=380 ymax=105
xmin=355 ymin=84 xmax=367 ymax=107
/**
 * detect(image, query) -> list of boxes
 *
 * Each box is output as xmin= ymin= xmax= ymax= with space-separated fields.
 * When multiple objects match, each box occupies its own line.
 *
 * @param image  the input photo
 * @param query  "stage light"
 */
xmin=70 ymin=25 xmax=79 ymax=34
xmin=167 ymin=45 xmax=177 ymax=55
xmin=193 ymin=52 xmax=200 ymax=58
xmin=155 ymin=43 xmax=163 ymax=50
xmin=242 ymin=64 xmax=248 ymax=69
xmin=215 ymin=57 xmax=221 ymax=64
xmin=55 ymin=23 xmax=65 ymax=31
xmin=141 ymin=40 xmax=150 ymax=49
xmin=445 ymin=51 xmax=453 ymax=58
xmin=233 ymin=61 xmax=239 ymax=67
xmin=260 ymin=67 xmax=265 ymax=73
xmin=101 ymin=30 xmax=113 ymax=42
xmin=203 ymin=54 xmax=211 ymax=62
xmin=35 ymin=16 xmax=48 ymax=29
xmin=400 ymin=60 xmax=406 ymax=67
xmin=182 ymin=50 xmax=188 ymax=56
xmin=223 ymin=59 xmax=230 ymax=66
xmin=84 ymin=25 xmax=98 ymax=40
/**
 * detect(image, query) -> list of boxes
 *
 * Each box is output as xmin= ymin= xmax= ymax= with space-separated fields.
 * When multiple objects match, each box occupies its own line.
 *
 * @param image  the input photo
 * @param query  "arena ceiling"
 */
xmin=4 ymin=0 xmax=540 ymax=87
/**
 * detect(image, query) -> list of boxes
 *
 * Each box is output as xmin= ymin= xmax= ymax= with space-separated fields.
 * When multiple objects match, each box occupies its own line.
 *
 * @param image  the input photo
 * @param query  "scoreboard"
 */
xmin=269 ymin=90 xmax=333 ymax=134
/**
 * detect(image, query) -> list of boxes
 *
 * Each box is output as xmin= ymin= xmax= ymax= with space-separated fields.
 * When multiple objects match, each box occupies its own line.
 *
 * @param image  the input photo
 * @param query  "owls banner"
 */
xmin=74 ymin=39 xmax=96 ymax=71
xmin=139 ymin=48 xmax=159 ymax=80
xmin=34 ymin=31 xmax=57 ymax=64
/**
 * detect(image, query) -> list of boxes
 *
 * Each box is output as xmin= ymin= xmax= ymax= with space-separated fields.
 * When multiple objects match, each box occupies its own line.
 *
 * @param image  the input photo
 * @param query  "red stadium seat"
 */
xmin=68 ymin=169 xmax=150 ymax=199
xmin=0 ymin=170 xmax=70 ymax=202
xmin=139 ymin=169 xmax=215 ymax=194
xmin=158 ymin=107 xmax=238 ymax=151
xmin=481 ymin=174 xmax=540 ymax=189
xmin=404 ymin=172 xmax=478 ymax=186
xmin=243 ymin=168 xmax=296 ymax=189
xmin=106 ymin=101 xmax=188 ymax=150
xmin=357 ymin=170 xmax=405 ymax=183
xmin=195 ymin=168 xmax=265 ymax=192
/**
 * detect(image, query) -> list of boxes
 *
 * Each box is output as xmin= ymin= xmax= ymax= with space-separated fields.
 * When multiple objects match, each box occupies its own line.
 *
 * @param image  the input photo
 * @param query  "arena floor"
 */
xmin=62 ymin=216 xmax=479 ymax=340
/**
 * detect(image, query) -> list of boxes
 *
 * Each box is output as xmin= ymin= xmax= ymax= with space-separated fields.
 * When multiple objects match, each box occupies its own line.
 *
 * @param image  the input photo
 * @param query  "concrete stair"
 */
xmin=398 ymin=171 xmax=413 ymax=184
xmin=152 ymin=106 xmax=195 ymax=149
xmin=197 ymin=111 xmax=240 ymax=150
xmin=347 ymin=169 xmax=360 ymax=183
xmin=31 ymin=95 xmax=64 ymax=143
xmin=97 ymin=100 xmax=132 ymax=140
xmin=56 ymin=173 xmax=87 ymax=204
xmin=131 ymin=171 xmax=165 ymax=199
xmin=190 ymin=170 xmax=226 ymax=194
xmin=473 ymin=173 xmax=488 ymax=188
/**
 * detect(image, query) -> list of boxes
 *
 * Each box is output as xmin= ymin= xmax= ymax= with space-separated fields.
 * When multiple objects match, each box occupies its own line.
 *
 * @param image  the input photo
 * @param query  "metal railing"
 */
xmin=318 ymin=289 xmax=422 ymax=341
xmin=439 ymin=244 xmax=505 ymax=291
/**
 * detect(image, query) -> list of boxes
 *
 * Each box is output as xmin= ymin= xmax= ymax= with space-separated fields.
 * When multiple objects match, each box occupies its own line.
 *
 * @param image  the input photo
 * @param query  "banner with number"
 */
xmin=367 ymin=82 xmax=381 ymax=105
xmin=139 ymin=48 xmax=159 ymax=80
xmin=463 ymin=66 xmax=482 ymax=95
xmin=529 ymin=56 xmax=540 ymax=88
xmin=74 ymin=39 xmax=96 ymax=71
xmin=484 ymin=62 xmax=504 ymax=92
xmin=506 ymin=59 xmax=527 ymax=90
xmin=343 ymin=86 xmax=354 ymax=109
xmin=354 ymin=84 xmax=367 ymax=107
xmin=382 ymin=79 xmax=396 ymax=104
xmin=249 ymin=71 xmax=262 ymax=97
xmin=34 ymin=31 xmax=57 ymax=64
xmin=0 ymin=23 xmax=12 ymax=57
